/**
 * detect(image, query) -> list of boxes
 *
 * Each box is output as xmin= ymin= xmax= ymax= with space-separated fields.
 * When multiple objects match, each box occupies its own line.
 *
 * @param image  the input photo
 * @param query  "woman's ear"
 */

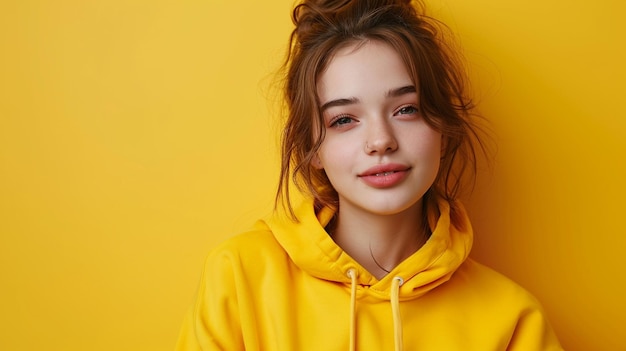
xmin=311 ymin=154 xmax=324 ymax=169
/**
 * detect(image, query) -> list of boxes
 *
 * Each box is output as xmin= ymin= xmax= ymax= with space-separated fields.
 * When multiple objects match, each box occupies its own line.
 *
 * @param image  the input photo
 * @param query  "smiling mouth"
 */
xmin=358 ymin=163 xmax=411 ymax=178
xmin=374 ymin=171 xmax=399 ymax=176
xmin=358 ymin=168 xmax=409 ymax=188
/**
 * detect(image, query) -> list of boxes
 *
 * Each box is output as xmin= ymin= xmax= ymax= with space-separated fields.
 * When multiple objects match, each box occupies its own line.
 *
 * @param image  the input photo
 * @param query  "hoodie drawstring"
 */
xmin=391 ymin=276 xmax=404 ymax=351
xmin=347 ymin=269 xmax=357 ymax=351
xmin=346 ymin=270 xmax=404 ymax=351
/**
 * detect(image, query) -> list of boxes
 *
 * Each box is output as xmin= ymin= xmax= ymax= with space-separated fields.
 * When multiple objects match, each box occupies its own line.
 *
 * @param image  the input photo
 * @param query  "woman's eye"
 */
xmin=330 ymin=116 xmax=353 ymax=127
xmin=396 ymin=105 xmax=419 ymax=115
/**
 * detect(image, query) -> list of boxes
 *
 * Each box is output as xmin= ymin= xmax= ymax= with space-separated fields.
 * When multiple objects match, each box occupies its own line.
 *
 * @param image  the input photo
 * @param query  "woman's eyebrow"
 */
xmin=319 ymin=85 xmax=416 ymax=112
xmin=386 ymin=85 xmax=416 ymax=98
xmin=319 ymin=97 xmax=359 ymax=113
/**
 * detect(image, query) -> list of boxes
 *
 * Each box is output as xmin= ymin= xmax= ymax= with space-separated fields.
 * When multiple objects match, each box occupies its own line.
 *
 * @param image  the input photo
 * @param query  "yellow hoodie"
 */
xmin=176 ymin=198 xmax=562 ymax=350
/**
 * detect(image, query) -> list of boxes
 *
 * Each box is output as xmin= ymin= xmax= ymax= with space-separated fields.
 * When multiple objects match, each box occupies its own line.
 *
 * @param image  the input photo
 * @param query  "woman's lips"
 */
xmin=358 ymin=164 xmax=410 ymax=188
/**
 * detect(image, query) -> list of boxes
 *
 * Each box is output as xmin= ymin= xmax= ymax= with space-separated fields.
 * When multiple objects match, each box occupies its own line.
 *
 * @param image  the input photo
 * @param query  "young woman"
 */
xmin=176 ymin=0 xmax=563 ymax=350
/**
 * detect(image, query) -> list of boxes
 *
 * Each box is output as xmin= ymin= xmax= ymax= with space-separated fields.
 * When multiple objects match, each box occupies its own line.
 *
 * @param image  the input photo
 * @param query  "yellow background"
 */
xmin=1 ymin=0 xmax=624 ymax=350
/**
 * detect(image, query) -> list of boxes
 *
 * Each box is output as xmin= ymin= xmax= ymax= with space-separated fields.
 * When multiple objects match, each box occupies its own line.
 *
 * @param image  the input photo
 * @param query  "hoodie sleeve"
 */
xmin=506 ymin=302 xmax=564 ymax=351
xmin=175 ymin=247 xmax=246 ymax=351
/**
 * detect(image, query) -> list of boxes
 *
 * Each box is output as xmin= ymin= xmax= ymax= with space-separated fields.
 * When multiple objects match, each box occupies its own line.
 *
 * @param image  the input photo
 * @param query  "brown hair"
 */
xmin=276 ymin=0 xmax=486 ymax=227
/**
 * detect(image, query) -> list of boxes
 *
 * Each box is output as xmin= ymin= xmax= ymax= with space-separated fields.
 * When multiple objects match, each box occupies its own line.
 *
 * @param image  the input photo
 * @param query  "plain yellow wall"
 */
xmin=0 ymin=1 xmax=623 ymax=350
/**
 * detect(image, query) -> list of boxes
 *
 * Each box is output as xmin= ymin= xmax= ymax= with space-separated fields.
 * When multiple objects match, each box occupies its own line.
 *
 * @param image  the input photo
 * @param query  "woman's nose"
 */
xmin=364 ymin=119 xmax=398 ymax=154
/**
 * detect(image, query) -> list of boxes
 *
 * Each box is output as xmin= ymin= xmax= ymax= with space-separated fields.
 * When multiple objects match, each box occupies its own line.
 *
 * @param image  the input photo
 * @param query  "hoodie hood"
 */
xmin=178 ymin=197 xmax=563 ymax=351
xmin=263 ymin=197 xmax=473 ymax=300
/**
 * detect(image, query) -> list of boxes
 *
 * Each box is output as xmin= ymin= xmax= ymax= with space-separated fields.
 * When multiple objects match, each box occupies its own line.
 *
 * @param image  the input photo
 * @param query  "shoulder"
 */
xmin=449 ymin=258 xmax=544 ymax=310
xmin=456 ymin=260 xmax=563 ymax=349
xmin=202 ymin=222 xmax=288 ymax=276
xmin=206 ymin=224 xmax=284 ymax=260
xmin=442 ymin=259 xmax=563 ymax=349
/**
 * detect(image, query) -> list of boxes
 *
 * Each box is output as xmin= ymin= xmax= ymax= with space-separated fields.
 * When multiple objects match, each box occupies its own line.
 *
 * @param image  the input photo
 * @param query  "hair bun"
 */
xmin=292 ymin=0 xmax=418 ymax=46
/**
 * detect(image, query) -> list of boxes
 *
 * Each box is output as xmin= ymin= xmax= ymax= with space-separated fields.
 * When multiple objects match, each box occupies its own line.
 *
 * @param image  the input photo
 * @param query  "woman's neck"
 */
xmin=330 ymin=201 xmax=429 ymax=280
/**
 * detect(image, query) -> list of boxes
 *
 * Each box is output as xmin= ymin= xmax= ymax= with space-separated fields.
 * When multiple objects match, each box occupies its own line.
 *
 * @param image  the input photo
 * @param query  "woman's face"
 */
xmin=314 ymin=40 xmax=442 ymax=218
